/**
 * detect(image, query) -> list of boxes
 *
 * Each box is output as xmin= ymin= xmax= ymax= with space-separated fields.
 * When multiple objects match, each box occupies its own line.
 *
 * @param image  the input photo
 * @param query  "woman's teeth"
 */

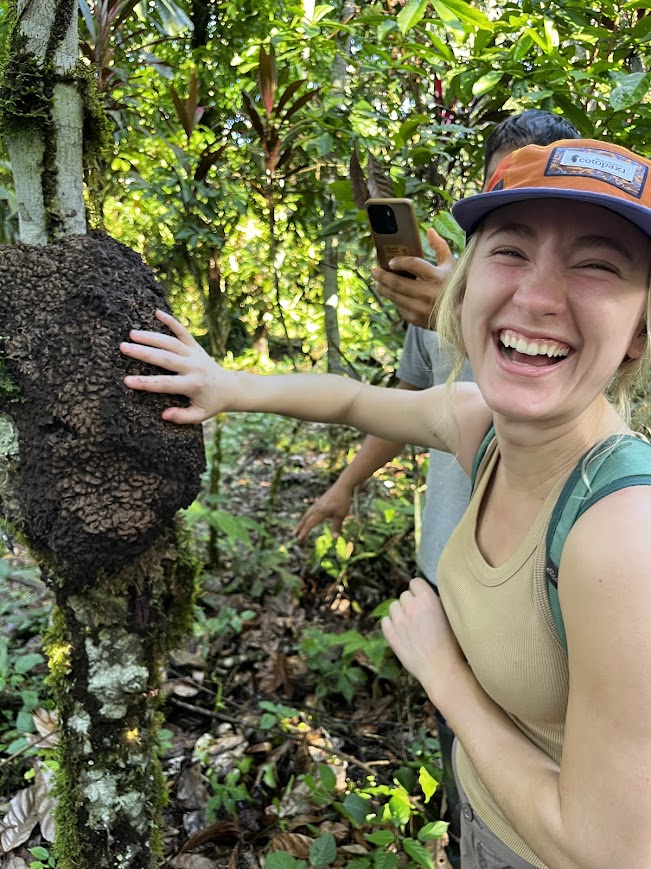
xmin=499 ymin=330 xmax=570 ymax=359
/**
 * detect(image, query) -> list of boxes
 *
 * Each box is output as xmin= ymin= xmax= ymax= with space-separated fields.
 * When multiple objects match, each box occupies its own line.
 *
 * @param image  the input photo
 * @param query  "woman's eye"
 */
xmin=493 ymin=248 xmax=523 ymax=258
xmin=578 ymin=262 xmax=618 ymax=274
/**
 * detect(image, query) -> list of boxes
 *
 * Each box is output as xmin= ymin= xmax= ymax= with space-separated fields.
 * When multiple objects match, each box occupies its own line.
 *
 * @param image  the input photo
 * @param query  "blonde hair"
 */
xmin=434 ymin=233 xmax=651 ymax=424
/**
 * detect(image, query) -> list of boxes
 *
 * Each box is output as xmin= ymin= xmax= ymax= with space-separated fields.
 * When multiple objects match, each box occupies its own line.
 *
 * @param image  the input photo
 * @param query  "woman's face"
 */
xmin=460 ymin=199 xmax=651 ymax=426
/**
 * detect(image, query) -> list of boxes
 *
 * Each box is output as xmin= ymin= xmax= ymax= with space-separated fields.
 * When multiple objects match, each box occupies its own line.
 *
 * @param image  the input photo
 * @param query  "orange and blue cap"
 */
xmin=452 ymin=138 xmax=651 ymax=238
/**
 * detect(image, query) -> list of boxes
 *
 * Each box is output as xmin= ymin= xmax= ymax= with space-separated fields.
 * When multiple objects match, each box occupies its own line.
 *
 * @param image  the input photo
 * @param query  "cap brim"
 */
xmin=452 ymin=187 xmax=651 ymax=238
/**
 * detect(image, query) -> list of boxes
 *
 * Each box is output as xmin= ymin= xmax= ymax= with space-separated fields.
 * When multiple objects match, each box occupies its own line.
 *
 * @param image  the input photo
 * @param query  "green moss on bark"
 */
xmin=0 ymin=4 xmax=113 ymax=239
xmin=43 ymin=525 xmax=201 ymax=868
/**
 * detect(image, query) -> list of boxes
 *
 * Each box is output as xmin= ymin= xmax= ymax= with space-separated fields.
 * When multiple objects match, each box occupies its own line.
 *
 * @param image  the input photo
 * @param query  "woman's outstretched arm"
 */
xmin=120 ymin=310 xmax=488 ymax=461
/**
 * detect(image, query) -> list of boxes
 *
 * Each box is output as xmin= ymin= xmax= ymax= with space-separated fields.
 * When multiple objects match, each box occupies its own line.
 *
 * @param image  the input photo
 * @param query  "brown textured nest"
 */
xmin=0 ymin=232 xmax=205 ymax=578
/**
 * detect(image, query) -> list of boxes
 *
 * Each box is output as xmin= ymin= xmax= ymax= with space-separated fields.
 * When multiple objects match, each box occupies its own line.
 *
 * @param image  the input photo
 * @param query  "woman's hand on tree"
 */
xmin=120 ymin=309 xmax=232 ymax=424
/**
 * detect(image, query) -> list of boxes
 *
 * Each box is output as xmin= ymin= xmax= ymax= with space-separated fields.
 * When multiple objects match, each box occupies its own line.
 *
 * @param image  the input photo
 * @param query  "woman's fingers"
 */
xmin=155 ymin=309 xmax=197 ymax=346
xmin=125 ymin=329 xmax=186 ymax=354
xmin=162 ymin=405 xmax=206 ymax=425
xmin=120 ymin=342 xmax=188 ymax=374
xmin=124 ymin=373 xmax=192 ymax=393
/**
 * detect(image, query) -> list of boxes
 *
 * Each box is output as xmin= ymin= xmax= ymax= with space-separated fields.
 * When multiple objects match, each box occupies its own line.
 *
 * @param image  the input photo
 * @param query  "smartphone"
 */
xmin=365 ymin=198 xmax=424 ymax=278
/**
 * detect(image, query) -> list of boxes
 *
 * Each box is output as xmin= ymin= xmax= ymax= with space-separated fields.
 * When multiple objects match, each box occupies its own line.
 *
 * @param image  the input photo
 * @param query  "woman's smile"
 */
xmin=461 ymin=200 xmax=650 ymax=423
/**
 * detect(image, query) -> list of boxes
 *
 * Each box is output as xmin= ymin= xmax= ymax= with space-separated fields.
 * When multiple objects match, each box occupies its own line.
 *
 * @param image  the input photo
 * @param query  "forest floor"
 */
xmin=0 ymin=416 xmax=454 ymax=869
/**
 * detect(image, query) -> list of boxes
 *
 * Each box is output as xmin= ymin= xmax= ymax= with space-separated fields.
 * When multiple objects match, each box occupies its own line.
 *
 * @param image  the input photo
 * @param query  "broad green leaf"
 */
xmin=266 ymin=853 xmax=298 ymax=869
xmin=418 ymin=767 xmax=438 ymax=803
xmin=397 ymin=0 xmax=428 ymax=35
xmin=365 ymin=830 xmax=395 ymax=845
xmin=346 ymin=860 xmax=371 ymax=869
xmin=388 ymin=789 xmax=411 ymax=825
xmin=329 ymin=179 xmax=354 ymax=202
xmin=309 ymin=4 xmax=335 ymax=24
xmin=14 ymin=653 xmax=44 ymax=675
xmin=433 ymin=0 xmax=493 ymax=30
xmin=471 ymin=70 xmax=503 ymax=97
xmin=432 ymin=211 xmax=465 ymax=253
xmin=402 ymin=837 xmax=434 ymax=869
xmin=310 ymin=832 xmax=337 ymax=866
xmin=377 ymin=20 xmax=397 ymax=42
xmin=16 ymin=709 xmax=34 ymax=734
xmin=318 ymin=763 xmax=337 ymax=791
xmin=342 ymin=792 xmax=371 ymax=825
xmin=335 ymin=534 xmax=353 ymax=561
xmin=374 ymin=852 xmax=398 ymax=869
xmin=430 ymin=0 xmax=465 ymax=32
xmin=610 ymin=72 xmax=651 ymax=111
xmin=419 ymin=820 xmax=449 ymax=840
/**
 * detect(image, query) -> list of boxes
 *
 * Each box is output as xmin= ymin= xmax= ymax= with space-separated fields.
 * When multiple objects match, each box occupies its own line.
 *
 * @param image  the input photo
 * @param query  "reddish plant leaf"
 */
xmin=367 ymin=152 xmax=396 ymax=198
xmin=241 ymin=90 xmax=267 ymax=145
xmin=258 ymin=44 xmax=278 ymax=115
xmin=282 ymin=87 xmax=319 ymax=121
xmin=276 ymin=79 xmax=307 ymax=116
xmin=350 ymin=147 xmax=370 ymax=209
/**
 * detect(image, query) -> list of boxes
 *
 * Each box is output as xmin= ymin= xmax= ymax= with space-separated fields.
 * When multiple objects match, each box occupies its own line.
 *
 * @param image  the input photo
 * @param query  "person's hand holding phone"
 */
xmin=373 ymin=228 xmax=457 ymax=328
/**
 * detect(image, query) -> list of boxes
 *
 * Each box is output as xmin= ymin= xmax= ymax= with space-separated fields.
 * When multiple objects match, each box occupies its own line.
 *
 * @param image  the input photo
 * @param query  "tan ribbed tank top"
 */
xmin=438 ymin=438 xmax=570 ymax=868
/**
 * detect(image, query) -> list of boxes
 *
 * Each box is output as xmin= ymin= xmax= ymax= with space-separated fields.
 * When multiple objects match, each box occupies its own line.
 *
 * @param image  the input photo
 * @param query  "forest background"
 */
xmin=0 ymin=0 xmax=650 ymax=867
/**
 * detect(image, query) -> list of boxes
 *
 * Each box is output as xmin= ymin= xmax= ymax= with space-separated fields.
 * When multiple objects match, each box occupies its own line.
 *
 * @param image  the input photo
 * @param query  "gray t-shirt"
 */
xmin=397 ymin=325 xmax=474 ymax=585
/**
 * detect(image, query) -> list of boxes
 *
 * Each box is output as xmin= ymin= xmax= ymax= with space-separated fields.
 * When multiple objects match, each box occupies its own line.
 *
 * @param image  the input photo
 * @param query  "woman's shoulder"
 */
xmin=443 ymin=383 xmax=493 ymax=475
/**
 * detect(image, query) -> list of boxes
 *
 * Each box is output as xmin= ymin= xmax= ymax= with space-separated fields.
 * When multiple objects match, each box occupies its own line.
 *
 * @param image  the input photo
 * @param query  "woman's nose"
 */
xmin=511 ymin=268 xmax=567 ymax=316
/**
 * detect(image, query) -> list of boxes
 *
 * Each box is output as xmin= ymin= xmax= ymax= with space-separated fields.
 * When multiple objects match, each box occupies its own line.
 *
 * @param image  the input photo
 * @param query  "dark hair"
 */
xmin=484 ymin=109 xmax=580 ymax=180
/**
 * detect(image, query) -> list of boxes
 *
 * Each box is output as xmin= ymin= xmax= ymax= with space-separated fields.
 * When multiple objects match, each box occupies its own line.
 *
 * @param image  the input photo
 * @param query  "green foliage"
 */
xmin=29 ymin=845 xmax=56 ymax=869
xmin=299 ymin=627 xmax=398 ymax=703
xmin=269 ymin=761 xmax=448 ymax=869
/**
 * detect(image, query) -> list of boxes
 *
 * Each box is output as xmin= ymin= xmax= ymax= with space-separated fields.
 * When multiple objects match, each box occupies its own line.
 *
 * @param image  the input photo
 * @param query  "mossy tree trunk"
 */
xmin=0 ymin=4 xmax=205 ymax=867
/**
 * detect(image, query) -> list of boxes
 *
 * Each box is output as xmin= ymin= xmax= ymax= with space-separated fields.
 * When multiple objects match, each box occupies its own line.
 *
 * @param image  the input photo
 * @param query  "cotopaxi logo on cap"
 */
xmin=545 ymin=146 xmax=648 ymax=199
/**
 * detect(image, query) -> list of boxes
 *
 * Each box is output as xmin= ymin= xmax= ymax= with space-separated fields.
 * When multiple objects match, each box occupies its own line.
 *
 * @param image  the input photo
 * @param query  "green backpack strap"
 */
xmin=471 ymin=424 xmax=496 ymax=492
xmin=545 ymin=435 xmax=651 ymax=652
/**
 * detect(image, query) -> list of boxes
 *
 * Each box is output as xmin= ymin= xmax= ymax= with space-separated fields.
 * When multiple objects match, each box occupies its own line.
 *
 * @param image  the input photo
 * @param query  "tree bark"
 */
xmin=0 ymin=5 xmax=204 ymax=867
xmin=4 ymin=0 xmax=85 ymax=244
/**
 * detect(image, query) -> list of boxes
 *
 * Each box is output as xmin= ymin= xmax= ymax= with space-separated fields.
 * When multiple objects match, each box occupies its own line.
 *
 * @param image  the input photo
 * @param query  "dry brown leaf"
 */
xmin=33 ymin=761 xmax=56 ymax=843
xmin=227 ymin=841 xmax=241 ymax=869
xmin=318 ymin=820 xmax=349 ymax=842
xmin=255 ymin=650 xmax=291 ymax=695
xmin=31 ymin=709 xmax=60 ymax=748
xmin=435 ymin=839 xmax=453 ymax=868
xmin=1 ymin=857 xmax=30 ymax=869
xmin=274 ymin=781 xmax=317 ymax=818
xmin=180 ymin=819 xmax=241 ymax=853
xmin=169 ymin=649 xmax=207 ymax=668
xmin=168 ymin=678 xmax=201 ymax=698
xmin=340 ymin=844 xmax=370 ymax=855
xmin=268 ymin=831 xmax=313 ymax=859
xmin=177 ymin=763 xmax=211 ymax=810
xmin=0 ymin=785 xmax=37 ymax=852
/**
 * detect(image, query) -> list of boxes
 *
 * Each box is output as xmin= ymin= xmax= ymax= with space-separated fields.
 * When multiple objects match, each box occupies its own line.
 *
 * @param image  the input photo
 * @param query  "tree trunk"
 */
xmin=3 ymin=0 xmax=85 ymax=245
xmin=319 ymin=0 xmax=355 ymax=377
xmin=0 ymin=5 xmax=205 ymax=867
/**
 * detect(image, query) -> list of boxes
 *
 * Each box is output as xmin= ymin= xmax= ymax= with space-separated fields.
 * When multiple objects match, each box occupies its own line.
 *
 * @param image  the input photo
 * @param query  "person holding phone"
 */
xmin=120 ymin=136 xmax=651 ymax=868
xmin=294 ymin=110 xmax=581 ymax=851
xmin=295 ymin=111 xmax=581 ymax=575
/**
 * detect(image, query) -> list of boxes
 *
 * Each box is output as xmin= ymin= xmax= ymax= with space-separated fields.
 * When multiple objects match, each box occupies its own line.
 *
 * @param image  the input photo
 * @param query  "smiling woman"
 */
xmin=120 ymin=139 xmax=651 ymax=869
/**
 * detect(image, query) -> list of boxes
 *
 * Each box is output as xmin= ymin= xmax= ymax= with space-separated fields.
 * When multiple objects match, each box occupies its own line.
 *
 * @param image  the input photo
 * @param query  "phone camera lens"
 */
xmin=367 ymin=203 xmax=398 ymax=234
